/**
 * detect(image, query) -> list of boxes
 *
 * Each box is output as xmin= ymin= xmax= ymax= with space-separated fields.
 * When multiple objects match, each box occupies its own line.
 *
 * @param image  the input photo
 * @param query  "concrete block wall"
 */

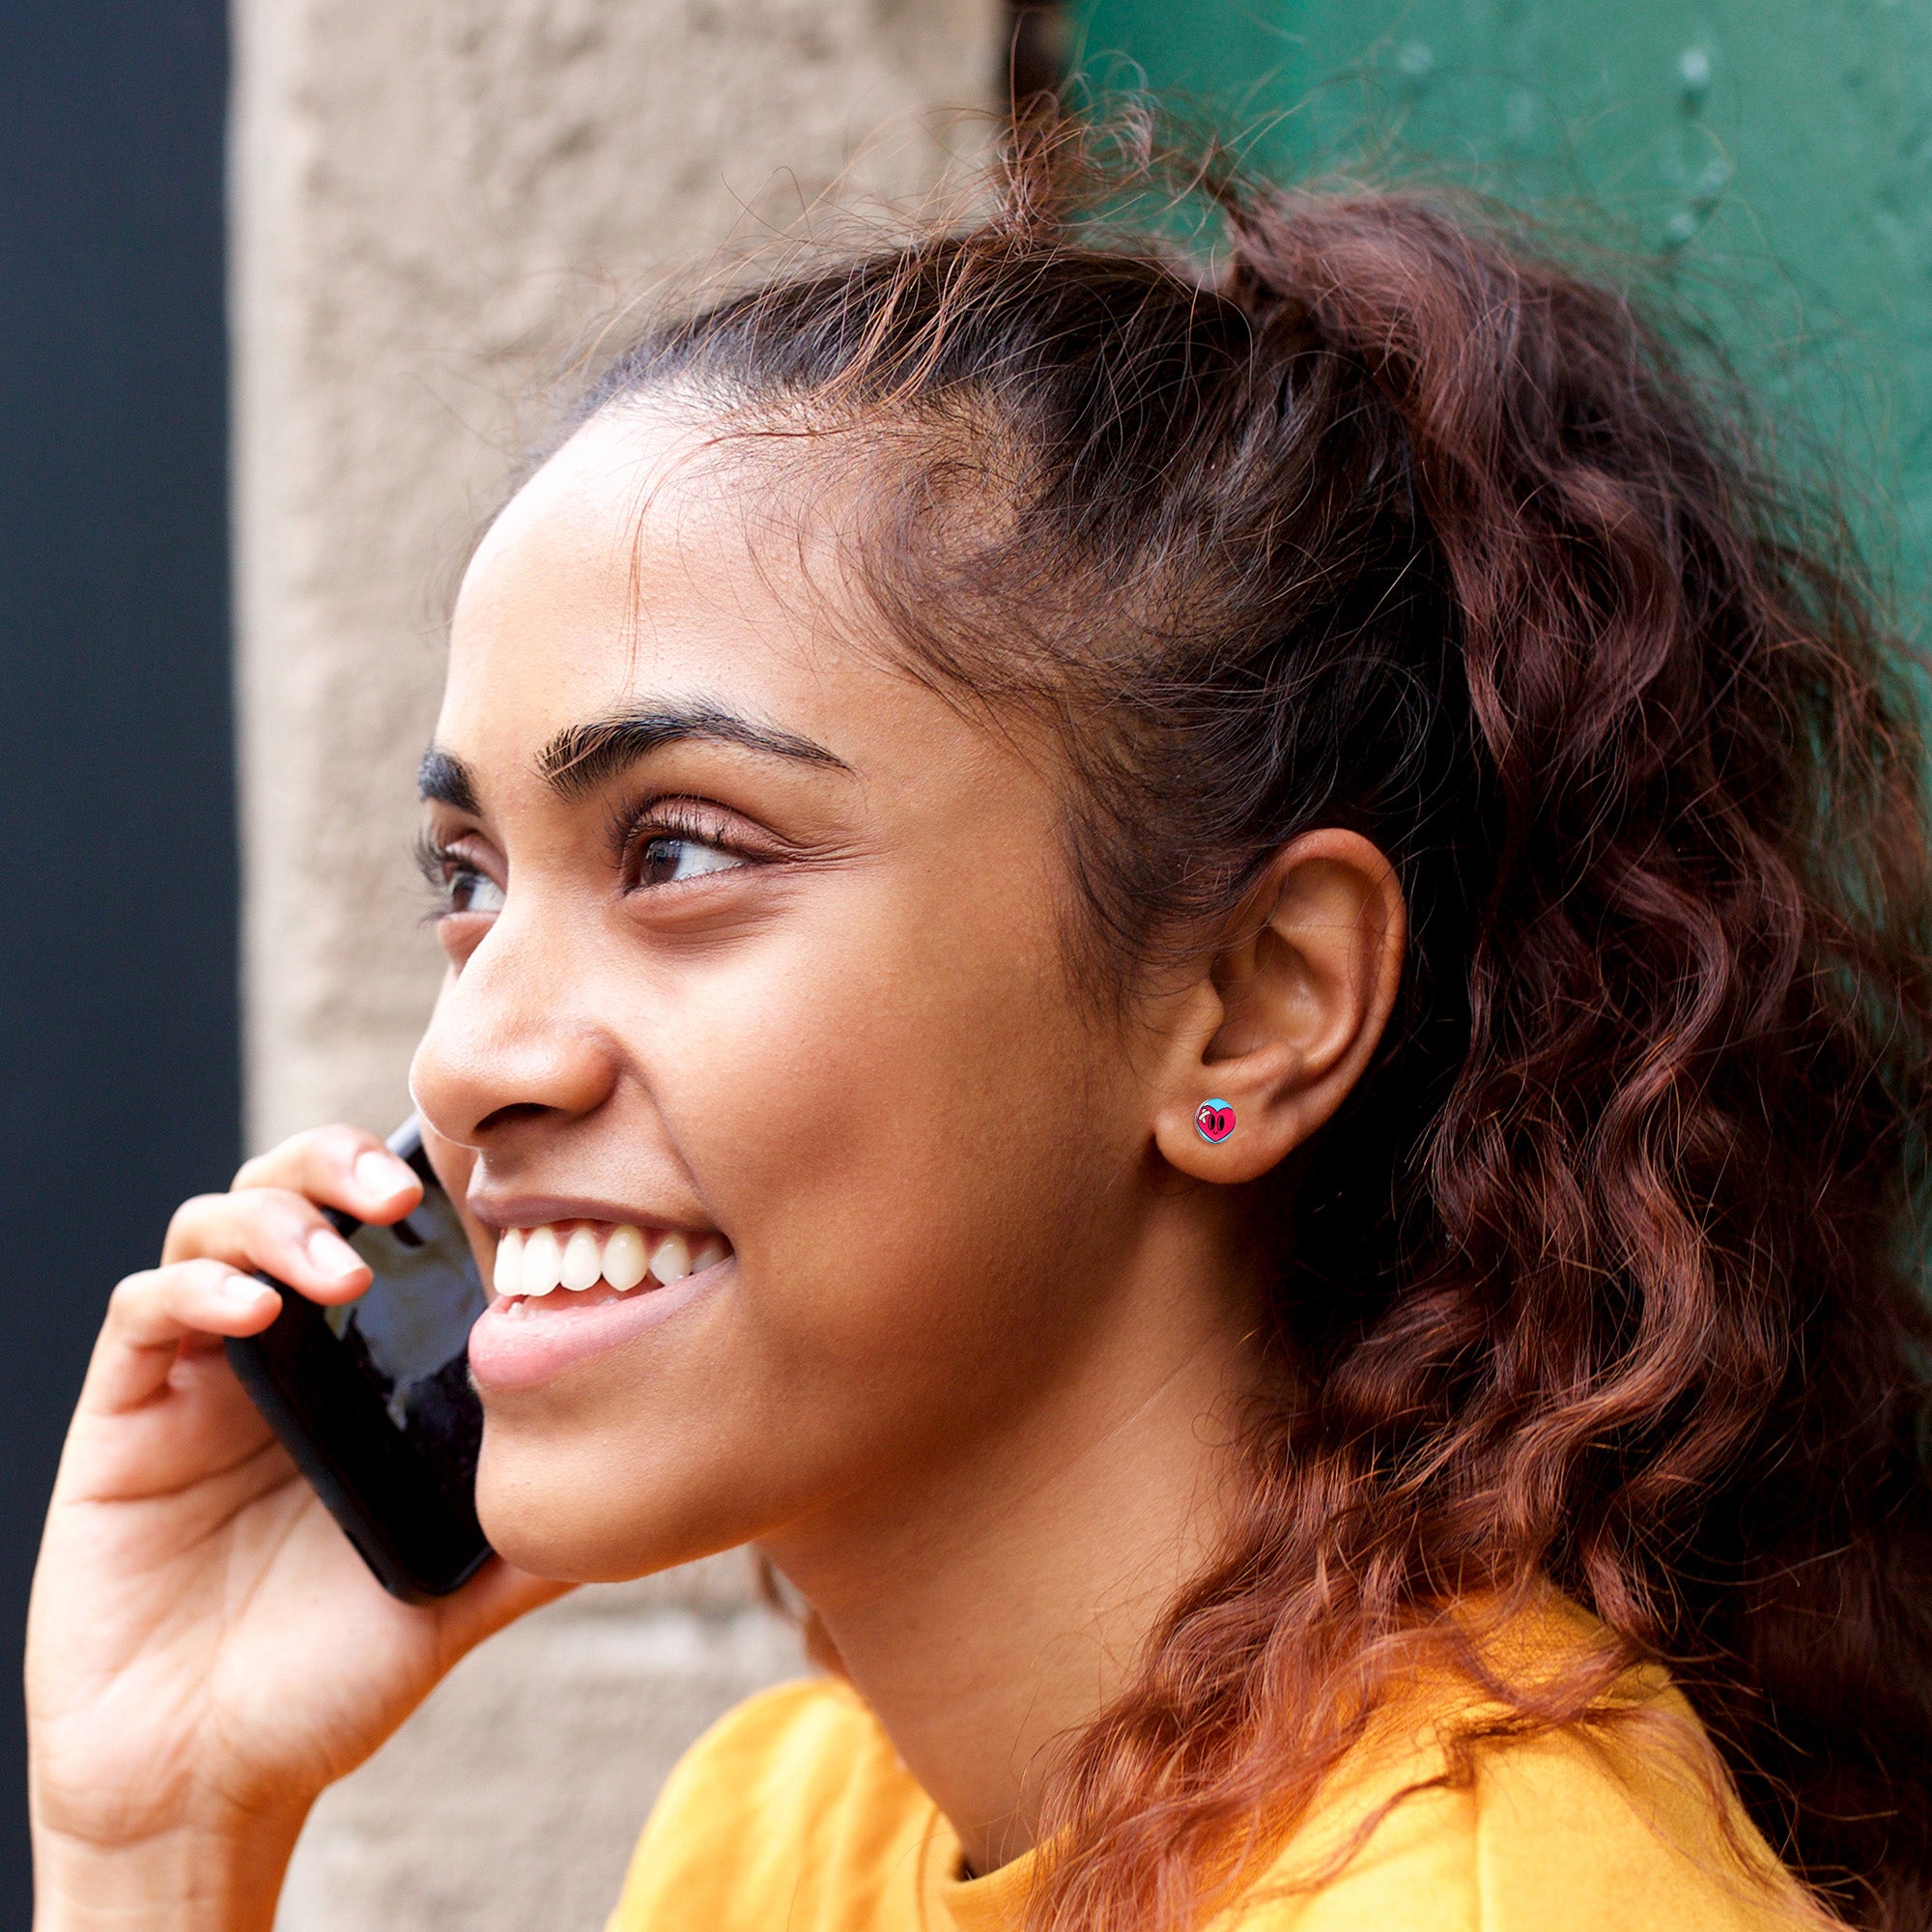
xmin=231 ymin=3 xmax=1000 ymax=1921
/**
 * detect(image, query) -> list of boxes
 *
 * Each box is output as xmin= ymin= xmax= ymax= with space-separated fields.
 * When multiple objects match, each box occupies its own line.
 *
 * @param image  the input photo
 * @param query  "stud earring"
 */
xmin=1195 ymin=1098 xmax=1236 ymax=1143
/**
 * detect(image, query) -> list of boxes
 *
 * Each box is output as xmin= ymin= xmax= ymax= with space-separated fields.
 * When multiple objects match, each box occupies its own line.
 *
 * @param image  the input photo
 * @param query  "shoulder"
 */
xmin=1234 ymin=1692 xmax=1820 ymax=1932
xmin=607 ymin=1675 xmax=934 ymax=1932
xmin=640 ymin=1673 xmax=897 ymax=1824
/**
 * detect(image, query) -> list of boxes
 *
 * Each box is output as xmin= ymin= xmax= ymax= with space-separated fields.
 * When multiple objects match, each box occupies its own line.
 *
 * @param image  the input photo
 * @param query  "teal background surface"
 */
xmin=1071 ymin=0 xmax=1932 ymax=609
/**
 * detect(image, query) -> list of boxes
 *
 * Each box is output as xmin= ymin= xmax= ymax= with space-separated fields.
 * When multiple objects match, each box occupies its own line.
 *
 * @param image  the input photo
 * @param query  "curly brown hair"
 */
xmin=583 ymin=121 xmax=1932 ymax=1931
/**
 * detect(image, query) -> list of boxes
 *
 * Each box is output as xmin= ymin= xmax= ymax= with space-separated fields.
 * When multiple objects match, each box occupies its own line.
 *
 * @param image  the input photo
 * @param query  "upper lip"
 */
xmin=468 ymin=1193 xmax=712 ymax=1235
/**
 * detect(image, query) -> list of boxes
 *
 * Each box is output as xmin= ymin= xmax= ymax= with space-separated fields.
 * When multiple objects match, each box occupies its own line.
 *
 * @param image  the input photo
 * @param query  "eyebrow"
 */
xmin=417 ymin=747 xmax=481 ymax=811
xmin=535 ymin=701 xmax=853 ymax=800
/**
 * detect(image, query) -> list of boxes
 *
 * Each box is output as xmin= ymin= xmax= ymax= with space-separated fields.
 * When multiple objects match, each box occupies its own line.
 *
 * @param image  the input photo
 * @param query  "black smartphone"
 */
xmin=224 ymin=1117 xmax=493 ymax=1603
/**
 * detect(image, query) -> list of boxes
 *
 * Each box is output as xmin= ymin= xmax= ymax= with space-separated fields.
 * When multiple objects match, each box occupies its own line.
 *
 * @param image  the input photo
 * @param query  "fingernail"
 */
xmin=354 ymin=1150 xmax=412 ymax=1200
xmin=307 ymin=1227 xmax=364 ymax=1279
xmin=221 ymin=1274 xmax=269 ymax=1308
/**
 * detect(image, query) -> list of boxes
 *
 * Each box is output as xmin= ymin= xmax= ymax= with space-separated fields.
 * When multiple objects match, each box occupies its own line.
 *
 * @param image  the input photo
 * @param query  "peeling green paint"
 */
xmin=1072 ymin=0 xmax=1932 ymax=616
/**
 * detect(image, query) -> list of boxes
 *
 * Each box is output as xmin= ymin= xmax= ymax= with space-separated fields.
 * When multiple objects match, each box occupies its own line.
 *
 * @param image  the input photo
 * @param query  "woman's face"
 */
xmin=412 ymin=403 xmax=1233 ymax=1584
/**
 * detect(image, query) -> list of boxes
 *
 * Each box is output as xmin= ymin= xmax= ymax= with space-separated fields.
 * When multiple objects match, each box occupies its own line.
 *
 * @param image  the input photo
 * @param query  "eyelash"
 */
xmin=415 ymin=833 xmax=500 ymax=921
xmin=612 ymin=798 xmax=754 ymax=890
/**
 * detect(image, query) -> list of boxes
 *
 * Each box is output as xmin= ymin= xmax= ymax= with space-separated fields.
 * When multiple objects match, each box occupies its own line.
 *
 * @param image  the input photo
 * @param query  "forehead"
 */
xmin=440 ymin=403 xmax=876 ymax=758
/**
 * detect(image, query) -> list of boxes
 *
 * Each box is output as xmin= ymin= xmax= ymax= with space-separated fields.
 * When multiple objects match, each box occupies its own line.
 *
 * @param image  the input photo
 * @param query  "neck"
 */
xmin=760 ymin=1232 xmax=1262 ymax=1877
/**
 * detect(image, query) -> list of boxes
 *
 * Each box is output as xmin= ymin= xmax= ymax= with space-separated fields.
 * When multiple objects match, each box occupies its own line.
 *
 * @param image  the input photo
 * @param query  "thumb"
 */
xmin=432 ymin=1558 xmax=575 ymax=1663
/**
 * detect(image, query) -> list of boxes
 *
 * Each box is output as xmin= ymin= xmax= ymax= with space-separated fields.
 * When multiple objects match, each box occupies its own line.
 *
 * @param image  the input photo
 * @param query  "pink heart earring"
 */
xmin=1195 ymin=1098 xmax=1236 ymax=1143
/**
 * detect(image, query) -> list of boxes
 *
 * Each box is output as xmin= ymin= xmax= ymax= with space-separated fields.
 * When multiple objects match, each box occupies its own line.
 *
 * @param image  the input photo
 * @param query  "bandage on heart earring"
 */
xmin=1195 ymin=1098 xmax=1236 ymax=1143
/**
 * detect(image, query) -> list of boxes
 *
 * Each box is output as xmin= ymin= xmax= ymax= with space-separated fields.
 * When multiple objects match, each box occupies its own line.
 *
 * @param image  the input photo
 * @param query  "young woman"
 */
xmin=28 ymin=133 xmax=1932 ymax=1932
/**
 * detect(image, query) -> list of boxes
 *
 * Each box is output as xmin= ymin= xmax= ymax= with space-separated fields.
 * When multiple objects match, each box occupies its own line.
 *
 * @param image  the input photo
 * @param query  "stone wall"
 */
xmin=232 ymin=3 xmax=1000 ymax=1923
xmin=234 ymin=0 xmax=998 ymax=1151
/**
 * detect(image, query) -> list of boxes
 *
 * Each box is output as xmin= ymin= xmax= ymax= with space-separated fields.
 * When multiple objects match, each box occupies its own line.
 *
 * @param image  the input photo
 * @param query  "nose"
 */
xmin=409 ymin=910 xmax=621 ymax=1151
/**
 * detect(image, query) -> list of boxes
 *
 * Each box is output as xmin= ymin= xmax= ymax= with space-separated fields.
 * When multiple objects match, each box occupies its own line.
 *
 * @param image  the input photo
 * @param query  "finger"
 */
xmin=231 ymin=1123 xmax=422 ymax=1226
xmin=162 ymin=1188 xmax=373 ymax=1304
xmin=79 ymin=1260 xmax=284 ymax=1416
xmin=60 ymin=1379 xmax=290 ymax=1510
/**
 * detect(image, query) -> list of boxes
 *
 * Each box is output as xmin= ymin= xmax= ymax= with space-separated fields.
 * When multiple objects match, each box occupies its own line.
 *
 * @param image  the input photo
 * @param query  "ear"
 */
xmin=1152 ymin=830 xmax=1406 ymax=1184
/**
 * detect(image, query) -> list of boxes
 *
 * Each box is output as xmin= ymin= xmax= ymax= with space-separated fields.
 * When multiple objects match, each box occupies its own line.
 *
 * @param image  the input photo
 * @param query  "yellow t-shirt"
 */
xmin=608 ymin=1660 xmax=1817 ymax=1932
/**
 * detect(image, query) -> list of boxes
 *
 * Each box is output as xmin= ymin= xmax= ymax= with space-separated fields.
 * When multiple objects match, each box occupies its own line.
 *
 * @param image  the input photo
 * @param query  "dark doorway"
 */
xmin=0 ymin=1 xmax=237 ymax=1914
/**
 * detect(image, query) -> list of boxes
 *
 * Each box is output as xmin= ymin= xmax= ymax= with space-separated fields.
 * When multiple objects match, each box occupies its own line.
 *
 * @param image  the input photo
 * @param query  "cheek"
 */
xmin=691 ymin=895 xmax=1115 ymax=1375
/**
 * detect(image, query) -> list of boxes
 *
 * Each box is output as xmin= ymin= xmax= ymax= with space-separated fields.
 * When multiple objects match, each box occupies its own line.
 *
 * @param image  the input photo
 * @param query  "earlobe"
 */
xmin=1153 ymin=830 xmax=1406 ymax=1185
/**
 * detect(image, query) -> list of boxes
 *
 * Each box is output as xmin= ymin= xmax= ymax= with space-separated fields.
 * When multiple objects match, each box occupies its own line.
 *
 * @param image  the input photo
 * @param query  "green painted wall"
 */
xmin=1072 ymin=0 xmax=1932 ymax=608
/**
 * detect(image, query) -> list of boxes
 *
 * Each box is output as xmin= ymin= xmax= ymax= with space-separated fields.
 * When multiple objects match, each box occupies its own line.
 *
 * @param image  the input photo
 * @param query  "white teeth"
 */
xmin=648 ymin=1232 xmax=692 ymax=1285
xmin=602 ymin=1224 xmax=648 ymax=1293
xmin=494 ymin=1226 xmax=525 ymax=1295
xmin=520 ymin=1225 xmax=563 ymax=1296
xmin=560 ymin=1225 xmax=602 ymax=1292
xmin=496 ymin=1220 xmax=727 ymax=1297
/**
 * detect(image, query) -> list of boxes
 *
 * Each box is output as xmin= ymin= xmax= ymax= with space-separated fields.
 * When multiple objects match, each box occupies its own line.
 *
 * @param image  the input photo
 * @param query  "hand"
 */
xmin=26 ymin=1125 xmax=565 ymax=1931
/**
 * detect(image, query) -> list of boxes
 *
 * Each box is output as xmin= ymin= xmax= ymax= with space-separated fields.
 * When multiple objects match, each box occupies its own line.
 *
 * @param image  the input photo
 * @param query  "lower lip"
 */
xmin=466 ymin=1263 xmax=729 ymax=1389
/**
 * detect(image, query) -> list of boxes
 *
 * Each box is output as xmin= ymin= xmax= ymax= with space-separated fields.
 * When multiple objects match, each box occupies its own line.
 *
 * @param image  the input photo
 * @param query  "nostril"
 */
xmin=475 ymin=1101 xmax=555 ymax=1136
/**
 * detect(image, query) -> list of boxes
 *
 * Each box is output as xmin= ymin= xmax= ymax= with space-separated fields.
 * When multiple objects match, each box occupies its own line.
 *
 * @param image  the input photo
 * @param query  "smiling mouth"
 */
xmin=491 ymin=1221 xmax=731 ymax=1306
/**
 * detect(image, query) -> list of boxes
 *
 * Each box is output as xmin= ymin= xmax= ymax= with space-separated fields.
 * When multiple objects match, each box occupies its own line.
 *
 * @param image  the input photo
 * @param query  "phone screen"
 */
xmin=320 ymin=1172 xmax=487 ymax=1516
xmin=226 ymin=1119 xmax=495 ymax=1602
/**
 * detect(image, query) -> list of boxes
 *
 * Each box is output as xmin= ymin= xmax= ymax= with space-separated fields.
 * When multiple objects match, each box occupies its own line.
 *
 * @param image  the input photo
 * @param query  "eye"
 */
xmin=636 ymin=834 xmax=747 ymax=889
xmin=444 ymin=865 xmax=506 ymax=915
xmin=417 ymin=835 xmax=505 ymax=919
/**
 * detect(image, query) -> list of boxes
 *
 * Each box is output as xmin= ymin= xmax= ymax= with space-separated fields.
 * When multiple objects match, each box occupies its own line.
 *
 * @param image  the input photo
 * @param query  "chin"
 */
xmin=472 ymin=1449 xmax=643 ymax=1581
xmin=471 ymin=1422 xmax=752 ymax=1584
